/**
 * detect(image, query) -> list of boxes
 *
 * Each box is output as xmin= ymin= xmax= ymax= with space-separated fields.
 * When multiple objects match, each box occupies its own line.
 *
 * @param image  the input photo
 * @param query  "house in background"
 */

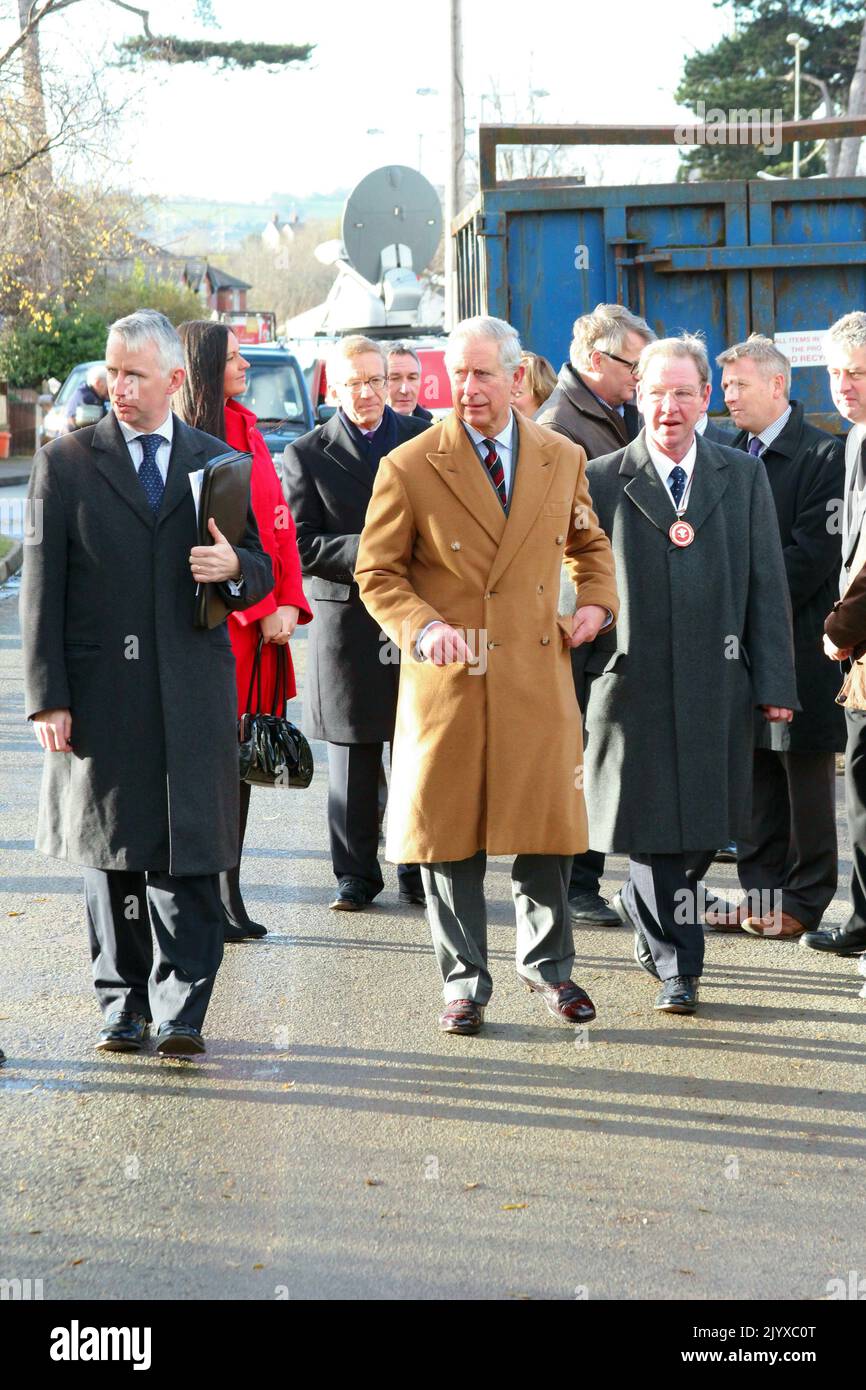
xmin=184 ymin=261 xmax=252 ymax=314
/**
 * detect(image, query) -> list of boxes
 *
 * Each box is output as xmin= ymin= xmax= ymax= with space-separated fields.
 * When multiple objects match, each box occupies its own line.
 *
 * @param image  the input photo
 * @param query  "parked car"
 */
xmin=235 ymin=344 xmax=315 ymax=462
xmin=40 ymin=345 xmax=314 ymax=464
xmin=40 ymin=361 xmax=103 ymax=444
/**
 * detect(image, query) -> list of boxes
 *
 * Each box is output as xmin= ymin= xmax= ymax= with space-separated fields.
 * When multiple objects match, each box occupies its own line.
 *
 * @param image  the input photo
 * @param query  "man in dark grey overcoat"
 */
xmin=717 ymin=335 xmax=845 ymax=938
xmin=281 ymin=336 xmax=428 ymax=911
xmin=20 ymin=310 xmax=272 ymax=1056
xmin=581 ymin=336 xmax=798 ymax=1014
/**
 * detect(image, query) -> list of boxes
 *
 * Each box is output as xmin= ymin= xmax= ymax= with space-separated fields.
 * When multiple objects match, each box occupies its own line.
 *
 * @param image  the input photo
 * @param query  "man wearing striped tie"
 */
xmin=356 ymin=316 xmax=620 ymax=1035
xmin=579 ymin=335 xmax=798 ymax=1015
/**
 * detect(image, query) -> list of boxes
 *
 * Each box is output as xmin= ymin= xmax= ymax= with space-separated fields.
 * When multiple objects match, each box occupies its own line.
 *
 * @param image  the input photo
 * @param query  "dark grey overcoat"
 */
xmin=281 ymin=407 xmax=428 ymax=743
xmin=580 ymin=432 xmax=799 ymax=855
xmin=730 ymin=402 xmax=846 ymax=753
xmin=20 ymin=411 xmax=273 ymax=875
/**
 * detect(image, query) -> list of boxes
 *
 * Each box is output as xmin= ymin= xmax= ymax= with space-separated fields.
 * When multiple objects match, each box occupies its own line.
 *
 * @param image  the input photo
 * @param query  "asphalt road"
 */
xmin=1 ymin=573 xmax=865 ymax=1301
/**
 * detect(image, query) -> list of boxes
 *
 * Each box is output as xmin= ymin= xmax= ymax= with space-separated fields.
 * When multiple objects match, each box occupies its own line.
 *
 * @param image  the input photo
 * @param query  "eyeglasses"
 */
xmin=340 ymin=375 xmax=386 ymax=394
xmin=601 ymin=350 xmax=640 ymax=373
xmin=645 ymin=388 xmax=701 ymax=404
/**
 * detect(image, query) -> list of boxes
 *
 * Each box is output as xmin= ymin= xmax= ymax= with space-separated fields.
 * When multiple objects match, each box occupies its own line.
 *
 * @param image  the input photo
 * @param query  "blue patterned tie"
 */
xmin=748 ymin=436 xmax=763 ymax=456
xmin=667 ymin=464 xmax=687 ymax=509
xmin=138 ymin=434 xmax=166 ymax=513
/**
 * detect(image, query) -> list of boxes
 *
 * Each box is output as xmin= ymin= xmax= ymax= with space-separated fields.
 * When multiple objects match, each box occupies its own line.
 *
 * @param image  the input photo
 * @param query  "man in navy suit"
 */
xmin=282 ymin=337 xmax=429 ymax=910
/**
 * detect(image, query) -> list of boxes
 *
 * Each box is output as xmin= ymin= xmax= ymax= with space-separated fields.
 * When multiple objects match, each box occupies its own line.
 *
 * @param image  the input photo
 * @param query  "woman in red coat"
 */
xmin=176 ymin=322 xmax=312 ymax=940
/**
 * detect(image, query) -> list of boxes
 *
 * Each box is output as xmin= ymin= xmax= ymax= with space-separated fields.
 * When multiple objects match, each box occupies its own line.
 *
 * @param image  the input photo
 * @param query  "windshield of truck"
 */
xmin=239 ymin=362 xmax=305 ymax=426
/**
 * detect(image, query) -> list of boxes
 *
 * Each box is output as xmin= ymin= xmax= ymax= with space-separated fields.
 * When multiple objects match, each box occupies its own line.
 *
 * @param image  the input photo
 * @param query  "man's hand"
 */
xmin=419 ymin=622 xmax=476 ymax=665
xmin=568 ymin=604 xmax=608 ymax=649
xmin=189 ymin=518 xmax=242 ymax=584
xmin=32 ymin=708 xmax=72 ymax=752
xmin=261 ymin=605 xmax=299 ymax=645
xmin=761 ymin=706 xmax=794 ymax=723
xmin=823 ymin=632 xmax=852 ymax=663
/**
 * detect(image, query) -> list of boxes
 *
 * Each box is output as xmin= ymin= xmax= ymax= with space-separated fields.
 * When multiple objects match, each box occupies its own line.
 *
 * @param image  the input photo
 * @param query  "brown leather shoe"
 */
xmin=704 ymin=901 xmax=748 ymax=932
xmin=741 ymin=910 xmax=807 ymax=939
xmin=438 ymin=998 xmax=485 ymax=1035
xmin=517 ymin=974 xmax=596 ymax=1024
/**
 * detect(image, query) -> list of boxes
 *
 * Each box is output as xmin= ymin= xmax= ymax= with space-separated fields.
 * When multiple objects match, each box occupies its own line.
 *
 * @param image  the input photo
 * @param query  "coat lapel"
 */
xmin=621 ymin=435 xmax=678 ymax=536
xmin=91 ymin=412 xmax=154 ymax=529
xmin=425 ymin=413 xmax=507 ymax=545
xmin=844 ymin=425 xmax=865 ymax=566
xmin=621 ymin=432 xmax=729 ymax=537
xmin=683 ymin=435 xmax=730 ymax=534
xmin=487 ymin=414 xmax=557 ymax=588
xmin=322 ymin=412 xmax=375 ymax=493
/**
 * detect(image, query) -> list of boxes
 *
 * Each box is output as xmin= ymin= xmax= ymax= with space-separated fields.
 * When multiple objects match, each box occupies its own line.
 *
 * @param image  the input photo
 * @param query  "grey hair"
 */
xmin=107 ymin=309 xmax=183 ymax=374
xmin=446 ymin=315 xmax=522 ymax=372
xmin=570 ymin=302 xmax=655 ymax=372
xmin=327 ymin=334 xmax=386 ymax=380
xmin=716 ymin=333 xmax=791 ymax=396
xmin=636 ymin=333 xmax=712 ymax=391
xmin=387 ymin=342 xmax=422 ymax=371
xmin=85 ymin=363 xmax=108 ymax=387
xmin=825 ymin=312 xmax=866 ymax=359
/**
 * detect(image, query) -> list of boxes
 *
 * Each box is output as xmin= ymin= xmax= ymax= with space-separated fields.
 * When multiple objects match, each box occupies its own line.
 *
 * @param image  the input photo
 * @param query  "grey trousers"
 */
xmin=83 ymin=868 xmax=224 ymax=1032
xmin=420 ymin=850 xmax=574 ymax=1004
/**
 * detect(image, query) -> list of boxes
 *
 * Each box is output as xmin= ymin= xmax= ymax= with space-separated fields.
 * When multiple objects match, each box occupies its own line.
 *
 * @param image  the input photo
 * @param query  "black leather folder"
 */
xmin=193 ymin=448 xmax=253 ymax=630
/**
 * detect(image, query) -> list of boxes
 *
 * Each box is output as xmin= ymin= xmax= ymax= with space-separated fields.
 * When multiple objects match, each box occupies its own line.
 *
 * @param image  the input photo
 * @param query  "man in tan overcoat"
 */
xmin=355 ymin=315 xmax=619 ymax=1035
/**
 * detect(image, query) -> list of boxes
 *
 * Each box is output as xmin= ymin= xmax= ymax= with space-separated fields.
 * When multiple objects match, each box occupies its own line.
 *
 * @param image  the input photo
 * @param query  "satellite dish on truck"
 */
xmin=298 ymin=166 xmax=444 ymax=334
xmin=343 ymin=165 xmax=442 ymax=292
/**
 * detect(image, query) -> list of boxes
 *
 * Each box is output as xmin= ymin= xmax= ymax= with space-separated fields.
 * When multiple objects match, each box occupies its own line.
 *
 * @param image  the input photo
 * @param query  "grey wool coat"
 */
xmin=20 ymin=411 xmax=273 ymax=876
xmin=580 ymin=431 xmax=798 ymax=855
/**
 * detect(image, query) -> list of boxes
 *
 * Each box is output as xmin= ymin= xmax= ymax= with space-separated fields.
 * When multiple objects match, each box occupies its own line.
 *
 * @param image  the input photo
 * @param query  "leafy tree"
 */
xmin=674 ymin=0 xmax=864 ymax=180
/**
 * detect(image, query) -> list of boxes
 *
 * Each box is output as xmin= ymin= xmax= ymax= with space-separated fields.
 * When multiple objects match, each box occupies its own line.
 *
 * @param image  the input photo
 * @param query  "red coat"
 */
xmin=224 ymin=398 xmax=311 ymax=715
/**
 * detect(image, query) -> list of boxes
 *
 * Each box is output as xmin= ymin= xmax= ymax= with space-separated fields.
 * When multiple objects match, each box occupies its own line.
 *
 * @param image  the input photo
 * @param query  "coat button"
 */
xmin=537 ymin=584 xmax=544 ymax=593
xmin=451 ymin=541 xmax=461 ymax=551
xmin=541 ymin=636 xmax=550 ymax=645
xmin=485 ymin=591 xmax=494 ymax=599
xmin=555 ymin=534 xmax=565 ymax=545
xmin=487 ymin=640 xmax=496 ymax=650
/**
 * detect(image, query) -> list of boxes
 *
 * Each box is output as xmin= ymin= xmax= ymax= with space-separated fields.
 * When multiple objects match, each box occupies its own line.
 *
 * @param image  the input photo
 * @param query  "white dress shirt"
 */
xmin=118 ymin=412 xmax=174 ymax=480
xmin=646 ymin=434 xmax=698 ymax=513
xmin=463 ymin=413 xmax=516 ymax=503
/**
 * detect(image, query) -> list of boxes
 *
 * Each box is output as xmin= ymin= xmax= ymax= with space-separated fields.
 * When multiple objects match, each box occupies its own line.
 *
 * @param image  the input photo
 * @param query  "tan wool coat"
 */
xmin=355 ymin=410 xmax=619 ymax=864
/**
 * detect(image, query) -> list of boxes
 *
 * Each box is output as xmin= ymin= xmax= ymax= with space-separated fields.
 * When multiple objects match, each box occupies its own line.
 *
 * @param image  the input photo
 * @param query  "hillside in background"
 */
xmin=142 ymin=191 xmax=349 ymax=256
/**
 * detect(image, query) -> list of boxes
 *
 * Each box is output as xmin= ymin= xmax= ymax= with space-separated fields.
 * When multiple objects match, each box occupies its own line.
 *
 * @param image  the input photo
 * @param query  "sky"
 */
xmin=23 ymin=0 xmax=739 ymax=203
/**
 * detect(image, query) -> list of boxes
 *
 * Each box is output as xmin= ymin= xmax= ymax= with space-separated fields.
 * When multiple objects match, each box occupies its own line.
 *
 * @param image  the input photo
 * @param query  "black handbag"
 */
xmin=238 ymin=637 xmax=314 ymax=789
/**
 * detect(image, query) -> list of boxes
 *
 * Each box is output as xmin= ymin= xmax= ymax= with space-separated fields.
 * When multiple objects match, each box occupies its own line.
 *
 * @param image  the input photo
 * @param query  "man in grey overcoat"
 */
xmin=20 ymin=310 xmax=272 ymax=1056
xmin=581 ymin=335 xmax=798 ymax=1014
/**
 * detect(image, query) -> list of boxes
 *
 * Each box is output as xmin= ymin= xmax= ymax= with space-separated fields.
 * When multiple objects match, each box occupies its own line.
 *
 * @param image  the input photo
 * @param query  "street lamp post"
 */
xmin=786 ymin=32 xmax=810 ymax=179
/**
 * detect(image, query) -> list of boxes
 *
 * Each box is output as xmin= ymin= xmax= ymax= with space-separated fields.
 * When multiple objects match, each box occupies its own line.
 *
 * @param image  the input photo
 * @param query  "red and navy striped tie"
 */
xmin=483 ymin=438 xmax=507 ymax=508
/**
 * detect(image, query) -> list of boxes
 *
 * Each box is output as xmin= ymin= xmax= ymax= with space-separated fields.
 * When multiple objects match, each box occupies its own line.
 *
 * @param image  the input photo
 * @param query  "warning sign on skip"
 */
xmin=773 ymin=330 xmax=826 ymax=369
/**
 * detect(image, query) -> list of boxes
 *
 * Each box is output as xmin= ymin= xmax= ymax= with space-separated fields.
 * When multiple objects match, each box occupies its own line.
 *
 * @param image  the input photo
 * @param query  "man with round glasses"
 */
xmin=281 ymin=336 xmax=429 ymax=910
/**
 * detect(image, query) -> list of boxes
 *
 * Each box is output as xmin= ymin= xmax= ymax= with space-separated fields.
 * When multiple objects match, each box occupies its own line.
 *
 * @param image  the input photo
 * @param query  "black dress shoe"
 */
xmin=612 ymin=890 xmax=661 ymax=979
xmin=654 ymin=976 xmax=699 ymax=1014
xmin=155 ymin=1023 xmax=206 ymax=1056
xmin=96 ymin=1011 xmax=149 ymax=1053
xmin=330 ymin=879 xmax=375 ymax=912
xmin=568 ymin=891 xmax=620 ymax=926
xmin=801 ymin=924 xmax=866 ymax=956
xmin=714 ymin=842 xmax=738 ymax=863
xmin=398 ymin=889 xmax=426 ymax=907
xmin=223 ymin=920 xmax=267 ymax=941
